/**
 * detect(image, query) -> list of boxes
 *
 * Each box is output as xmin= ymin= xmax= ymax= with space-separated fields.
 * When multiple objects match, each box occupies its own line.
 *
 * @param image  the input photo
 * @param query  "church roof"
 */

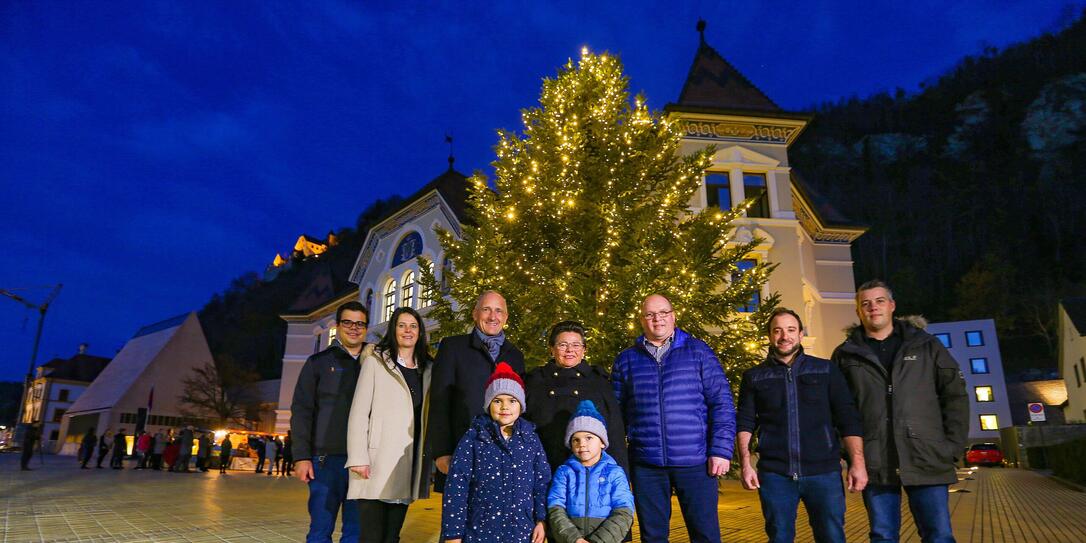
xmin=41 ymin=353 xmax=111 ymax=383
xmin=1062 ymin=297 xmax=1086 ymax=335
xmin=672 ymin=21 xmax=782 ymax=114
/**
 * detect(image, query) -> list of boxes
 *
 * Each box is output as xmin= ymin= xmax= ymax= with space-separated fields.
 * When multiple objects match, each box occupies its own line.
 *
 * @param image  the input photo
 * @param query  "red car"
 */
xmin=964 ymin=442 xmax=1004 ymax=467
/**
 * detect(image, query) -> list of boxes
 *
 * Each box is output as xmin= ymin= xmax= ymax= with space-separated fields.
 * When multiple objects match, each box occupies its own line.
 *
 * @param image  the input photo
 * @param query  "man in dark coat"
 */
xmin=832 ymin=280 xmax=969 ymax=543
xmin=20 ymin=424 xmax=39 ymax=471
xmin=110 ymin=428 xmax=127 ymax=469
xmin=96 ymin=430 xmax=111 ymax=468
xmin=79 ymin=428 xmax=97 ymax=469
xmin=290 ymin=301 xmax=368 ymax=543
xmin=428 ymin=290 xmax=526 ymax=491
xmin=177 ymin=425 xmax=194 ymax=472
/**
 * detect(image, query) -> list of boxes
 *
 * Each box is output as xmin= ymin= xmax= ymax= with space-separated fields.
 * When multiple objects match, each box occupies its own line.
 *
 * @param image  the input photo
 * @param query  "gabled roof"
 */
xmin=283 ymin=262 xmax=359 ymax=317
xmin=672 ymin=21 xmax=781 ymax=114
xmin=790 ymin=170 xmax=861 ymax=228
xmin=67 ymin=312 xmax=204 ymax=415
xmin=1062 ymin=297 xmax=1086 ymax=335
xmin=41 ymin=353 xmax=111 ymax=383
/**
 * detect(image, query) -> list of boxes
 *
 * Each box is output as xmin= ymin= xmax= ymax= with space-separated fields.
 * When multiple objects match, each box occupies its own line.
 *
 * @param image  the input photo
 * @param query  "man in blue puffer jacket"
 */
xmin=611 ymin=294 xmax=736 ymax=543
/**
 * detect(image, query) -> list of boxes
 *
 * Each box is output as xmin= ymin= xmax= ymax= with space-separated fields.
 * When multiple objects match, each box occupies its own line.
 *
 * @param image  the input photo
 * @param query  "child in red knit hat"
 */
xmin=442 ymin=362 xmax=552 ymax=543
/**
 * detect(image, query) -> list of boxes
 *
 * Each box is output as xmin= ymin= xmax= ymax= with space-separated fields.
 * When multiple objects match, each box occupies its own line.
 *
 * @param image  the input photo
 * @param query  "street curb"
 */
xmin=1037 ymin=470 xmax=1086 ymax=493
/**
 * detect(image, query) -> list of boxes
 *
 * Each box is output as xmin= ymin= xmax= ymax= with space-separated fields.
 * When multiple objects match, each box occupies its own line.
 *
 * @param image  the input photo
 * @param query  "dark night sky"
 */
xmin=1 ymin=1 xmax=1082 ymax=381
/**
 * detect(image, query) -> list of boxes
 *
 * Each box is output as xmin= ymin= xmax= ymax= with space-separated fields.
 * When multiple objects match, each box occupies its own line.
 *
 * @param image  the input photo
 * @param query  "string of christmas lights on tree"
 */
xmin=420 ymin=49 xmax=778 ymax=380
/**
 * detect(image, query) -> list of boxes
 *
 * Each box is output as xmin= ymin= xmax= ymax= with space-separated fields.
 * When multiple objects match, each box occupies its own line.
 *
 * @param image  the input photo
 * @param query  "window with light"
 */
xmin=420 ymin=261 xmax=435 ymax=307
xmin=328 ymin=327 xmax=338 ymax=347
xmin=979 ymin=414 xmax=999 ymax=431
xmin=965 ymin=330 xmax=984 ymax=346
xmin=975 ymin=386 xmax=993 ymax=402
xmin=970 ymin=358 xmax=989 ymax=374
xmin=401 ymin=270 xmax=416 ymax=309
xmin=733 ymin=259 xmax=760 ymax=313
xmin=384 ymin=280 xmax=397 ymax=322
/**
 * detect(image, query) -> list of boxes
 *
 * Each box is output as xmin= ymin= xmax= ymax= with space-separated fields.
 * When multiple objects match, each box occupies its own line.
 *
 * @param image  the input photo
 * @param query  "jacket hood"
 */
xmin=470 ymin=413 xmax=537 ymax=442
xmin=844 ymin=315 xmax=928 ymax=338
xmin=561 ymin=450 xmax=617 ymax=473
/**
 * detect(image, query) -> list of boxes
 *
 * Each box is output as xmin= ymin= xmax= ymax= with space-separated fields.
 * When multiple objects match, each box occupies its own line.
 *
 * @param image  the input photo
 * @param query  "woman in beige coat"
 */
xmin=347 ymin=306 xmax=432 ymax=543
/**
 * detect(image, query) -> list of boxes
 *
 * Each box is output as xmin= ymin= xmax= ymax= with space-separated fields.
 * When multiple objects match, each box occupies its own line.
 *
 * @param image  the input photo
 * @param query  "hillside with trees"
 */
xmin=791 ymin=10 xmax=1086 ymax=374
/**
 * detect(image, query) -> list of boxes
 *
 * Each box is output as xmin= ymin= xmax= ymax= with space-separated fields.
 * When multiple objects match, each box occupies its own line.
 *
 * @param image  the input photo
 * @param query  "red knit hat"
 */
xmin=483 ymin=362 xmax=526 ymax=411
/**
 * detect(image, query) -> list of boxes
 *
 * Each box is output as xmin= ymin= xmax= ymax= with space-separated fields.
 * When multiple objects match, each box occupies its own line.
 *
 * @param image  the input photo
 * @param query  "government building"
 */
xmin=274 ymin=27 xmax=866 ymax=433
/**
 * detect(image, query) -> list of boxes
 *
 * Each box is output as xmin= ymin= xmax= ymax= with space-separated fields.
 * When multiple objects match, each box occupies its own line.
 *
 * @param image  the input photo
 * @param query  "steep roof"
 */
xmin=790 ymin=170 xmax=862 ymax=228
xmin=41 ymin=354 xmax=111 ymax=383
xmin=66 ymin=312 xmax=200 ymax=415
xmin=673 ymin=21 xmax=781 ymax=114
xmin=284 ymin=262 xmax=359 ymax=316
xmin=1062 ymin=297 xmax=1086 ymax=335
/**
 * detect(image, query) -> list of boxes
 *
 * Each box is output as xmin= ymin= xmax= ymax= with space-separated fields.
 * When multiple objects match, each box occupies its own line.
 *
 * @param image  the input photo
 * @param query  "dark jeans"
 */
xmin=110 ymin=450 xmax=124 ymax=469
xmin=306 ymin=455 xmax=360 ymax=543
xmin=358 ymin=499 xmax=409 ymax=543
xmin=862 ymin=483 xmax=955 ymax=542
xmin=256 ymin=455 xmax=266 ymax=473
xmin=758 ymin=470 xmax=846 ymax=543
xmin=631 ymin=462 xmax=720 ymax=543
xmin=97 ymin=449 xmax=109 ymax=468
xmin=151 ymin=453 xmax=163 ymax=470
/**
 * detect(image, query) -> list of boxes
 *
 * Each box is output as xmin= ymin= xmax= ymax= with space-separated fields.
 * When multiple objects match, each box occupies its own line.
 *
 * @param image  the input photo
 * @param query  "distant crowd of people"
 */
xmin=67 ymin=425 xmax=294 ymax=475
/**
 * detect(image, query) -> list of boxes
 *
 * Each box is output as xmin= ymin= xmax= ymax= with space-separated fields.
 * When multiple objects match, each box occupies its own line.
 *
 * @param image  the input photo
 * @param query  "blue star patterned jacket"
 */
xmin=441 ymin=414 xmax=552 ymax=542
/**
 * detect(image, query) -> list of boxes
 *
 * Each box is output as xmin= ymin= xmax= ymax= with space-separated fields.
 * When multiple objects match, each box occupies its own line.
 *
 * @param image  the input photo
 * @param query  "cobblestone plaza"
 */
xmin=2 ymin=455 xmax=1084 ymax=542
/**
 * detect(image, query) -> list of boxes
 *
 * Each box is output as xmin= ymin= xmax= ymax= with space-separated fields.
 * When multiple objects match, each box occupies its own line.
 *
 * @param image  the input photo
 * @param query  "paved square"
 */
xmin=3 ymin=454 xmax=1084 ymax=542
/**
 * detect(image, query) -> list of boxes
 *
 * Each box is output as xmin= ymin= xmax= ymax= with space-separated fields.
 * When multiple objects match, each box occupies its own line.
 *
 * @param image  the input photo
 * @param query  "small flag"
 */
xmin=147 ymin=386 xmax=154 ymax=410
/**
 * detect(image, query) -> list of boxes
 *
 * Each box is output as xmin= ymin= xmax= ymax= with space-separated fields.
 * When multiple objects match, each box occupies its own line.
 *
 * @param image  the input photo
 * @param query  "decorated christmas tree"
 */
xmin=421 ymin=50 xmax=777 ymax=378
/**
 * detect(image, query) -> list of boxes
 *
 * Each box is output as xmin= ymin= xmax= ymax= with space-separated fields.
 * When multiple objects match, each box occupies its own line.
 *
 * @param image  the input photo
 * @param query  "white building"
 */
xmin=926 ymin=319 xmax=1013 ymax=442
xmin=20 ymin=348 xmax=111 ymax=453
xmin=57 ymin=312 xmax=214 ymax=454
xmin=1057 ymin=298 xmax=1086 ymax=423
xmin=275 ymin=28 xmax=869 ymax=431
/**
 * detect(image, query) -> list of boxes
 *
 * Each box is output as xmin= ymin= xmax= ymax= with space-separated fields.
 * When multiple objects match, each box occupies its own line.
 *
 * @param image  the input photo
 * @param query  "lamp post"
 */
xmin=1 ymin=284 xmax=62 ymax=442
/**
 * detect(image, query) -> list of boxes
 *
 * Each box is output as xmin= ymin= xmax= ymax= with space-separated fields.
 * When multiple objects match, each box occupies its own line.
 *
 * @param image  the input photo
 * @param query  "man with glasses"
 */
xmin=291 ymin=301 xmax=370 ymax=543
xmin=611 ymin=294 xmax=736 ymax=543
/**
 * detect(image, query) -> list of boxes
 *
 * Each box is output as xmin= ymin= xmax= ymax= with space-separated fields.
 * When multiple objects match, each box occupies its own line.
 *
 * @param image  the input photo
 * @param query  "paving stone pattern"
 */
xmin=2 ymin=455 xmax=1084 ymax=542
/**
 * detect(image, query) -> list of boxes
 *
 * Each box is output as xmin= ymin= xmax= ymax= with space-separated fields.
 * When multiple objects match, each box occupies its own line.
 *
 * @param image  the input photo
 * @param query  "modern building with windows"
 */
xmin=274 ymin=28 xmax=868 ymax=431
xmin=926 ymin=319 xmax=1012 ymax=442
xmin=1057 ymin=298 xmax=1086 ymax=423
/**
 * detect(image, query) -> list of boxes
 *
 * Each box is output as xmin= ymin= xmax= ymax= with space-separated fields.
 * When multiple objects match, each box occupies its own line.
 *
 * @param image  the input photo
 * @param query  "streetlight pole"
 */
xmin=1 ymin=284 xmax=62 ymax=441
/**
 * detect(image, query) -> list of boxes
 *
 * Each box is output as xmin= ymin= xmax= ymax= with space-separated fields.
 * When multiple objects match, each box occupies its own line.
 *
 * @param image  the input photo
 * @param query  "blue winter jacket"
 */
xmin=441 ymin=415 xmax=551 ymax=542
xmin=547 ymin=451 xmax=634 ymax=520
xmin=611 ymin=328 xmax=736 ymax=466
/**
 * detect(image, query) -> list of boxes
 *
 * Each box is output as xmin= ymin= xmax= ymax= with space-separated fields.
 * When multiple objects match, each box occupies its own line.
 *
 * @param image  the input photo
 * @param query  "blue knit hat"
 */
xmin=565 ymin=400 xmax=608 ymax=449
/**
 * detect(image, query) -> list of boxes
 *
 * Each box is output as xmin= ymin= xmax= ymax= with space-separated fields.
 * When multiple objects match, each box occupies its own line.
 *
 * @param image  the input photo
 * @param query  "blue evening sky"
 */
xmin=1 ymin=1 xmax=1081 ymax=380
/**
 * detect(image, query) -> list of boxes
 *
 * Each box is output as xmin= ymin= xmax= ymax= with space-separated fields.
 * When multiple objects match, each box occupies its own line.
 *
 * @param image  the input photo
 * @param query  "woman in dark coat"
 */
xmin=524 ymin=321 xmax=628 ymax=474
xmin=218 ymin=434 xmax=232 ymax=473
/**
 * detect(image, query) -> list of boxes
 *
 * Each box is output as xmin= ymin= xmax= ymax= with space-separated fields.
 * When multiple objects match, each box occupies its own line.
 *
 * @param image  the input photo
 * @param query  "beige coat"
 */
xmin=346 ymin=348 xmax=431 ymax=501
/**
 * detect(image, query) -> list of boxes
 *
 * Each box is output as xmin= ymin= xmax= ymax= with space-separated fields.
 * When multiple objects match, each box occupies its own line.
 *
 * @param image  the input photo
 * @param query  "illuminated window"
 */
xmin=705 ymin=173 xmax=731 ymax=210
xmin=328 ymin=327 xmax=337 ymax=347
xmin=743 ymin=173 xmax=770 ymax=218
xmin=970 ymin=358 xmax=989 ymax=374
xmin=401 ymin=270 xmax=416 ymax=309
xmin=733 ymin=259 xmax=760 ymax=313
xmin=935 ymin=333 xmax=952 ymax=348
xmin=966 ymin=330 xmax=984 ymax=346
xmin=979 ymin=414 xmax=999 ymax=431
xmin=383 ymin=280 xmax=397 ymax=322
xmin=975 ymin=386 xmax=993 ymax=402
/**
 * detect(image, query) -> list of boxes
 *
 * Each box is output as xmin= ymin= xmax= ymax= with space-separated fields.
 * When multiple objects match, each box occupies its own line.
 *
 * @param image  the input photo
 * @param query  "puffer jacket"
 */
xmin=546 ymin=452 xmax=634 ymax=543
xmin=611 ymin=328 xmax=736 ymax=467
xmin=442 ymin=415 xmax=551 ymax=542
xmin=831 ymin=317 xmax=969 ymax=486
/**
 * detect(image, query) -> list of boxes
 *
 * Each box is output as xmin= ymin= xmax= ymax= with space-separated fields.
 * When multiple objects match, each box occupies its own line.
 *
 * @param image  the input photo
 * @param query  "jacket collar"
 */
xmin=636 ymin=327 xmax=691 ymax=354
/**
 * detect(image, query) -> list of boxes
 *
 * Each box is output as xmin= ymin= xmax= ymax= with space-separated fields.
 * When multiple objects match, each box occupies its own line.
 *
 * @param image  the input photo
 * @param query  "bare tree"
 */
xmin=178 ymin=356 xmax=260 ymax=428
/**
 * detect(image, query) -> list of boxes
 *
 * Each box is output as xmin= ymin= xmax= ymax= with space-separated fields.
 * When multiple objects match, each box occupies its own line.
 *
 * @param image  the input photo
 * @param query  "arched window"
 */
xmin=419 ymin=260 xmax=435 ymax=307
xmin=401 ymin=270 xmax=416 ymax=309
xmin=383 ymin=279 xmax=397 ymax=322
xmin=441 ymin=257 xmax=453 ymax=294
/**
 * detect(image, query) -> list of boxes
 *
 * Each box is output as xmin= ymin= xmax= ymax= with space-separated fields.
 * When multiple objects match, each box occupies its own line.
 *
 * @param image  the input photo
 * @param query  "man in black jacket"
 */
xmin=832 ymin=280 xmax=969 ymax=543
xmin=737 ymin=308 xmax=866 ymax=543
xmin=290 ymin=301 xmax=368 ymax=543
xmin=428 ymin=290 xmax=525 ymax=490
xmin=110 ymin=428 xmax=127 ymax=469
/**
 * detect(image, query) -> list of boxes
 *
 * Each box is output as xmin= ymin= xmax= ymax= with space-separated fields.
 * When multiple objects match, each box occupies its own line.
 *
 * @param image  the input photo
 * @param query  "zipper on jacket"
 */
xmin=582 ymin=465 xmax=591 ymax=533
xmin=657 ymin=361 xmax=668 ymax=465
xmin=786 ymin=366 xmax=801 ymax=481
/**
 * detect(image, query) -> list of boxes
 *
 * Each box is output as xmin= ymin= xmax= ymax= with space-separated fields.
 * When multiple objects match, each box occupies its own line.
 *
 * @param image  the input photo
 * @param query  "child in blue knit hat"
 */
xmin=546 ymin=400 xmax=635 ymax=543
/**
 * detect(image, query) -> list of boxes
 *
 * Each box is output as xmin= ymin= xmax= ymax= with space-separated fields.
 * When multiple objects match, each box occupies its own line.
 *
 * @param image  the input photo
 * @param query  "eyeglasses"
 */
xmin=338 ymin=319 xmax=368 ymax=330
xmin=642 ymin=309 xmax=674 ymax=321
xmin=555 ymin=342 xmax=585 ymax=351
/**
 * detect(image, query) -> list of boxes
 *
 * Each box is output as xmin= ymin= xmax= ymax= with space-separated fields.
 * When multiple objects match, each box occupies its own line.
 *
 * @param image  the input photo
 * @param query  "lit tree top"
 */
xmin=422 ymin=49 xmax=776 ymax=377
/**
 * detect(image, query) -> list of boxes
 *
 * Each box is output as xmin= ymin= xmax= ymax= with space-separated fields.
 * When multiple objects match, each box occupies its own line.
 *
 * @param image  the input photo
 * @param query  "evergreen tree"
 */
xmin=422 ymin=51 xmax=776 ymax=377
